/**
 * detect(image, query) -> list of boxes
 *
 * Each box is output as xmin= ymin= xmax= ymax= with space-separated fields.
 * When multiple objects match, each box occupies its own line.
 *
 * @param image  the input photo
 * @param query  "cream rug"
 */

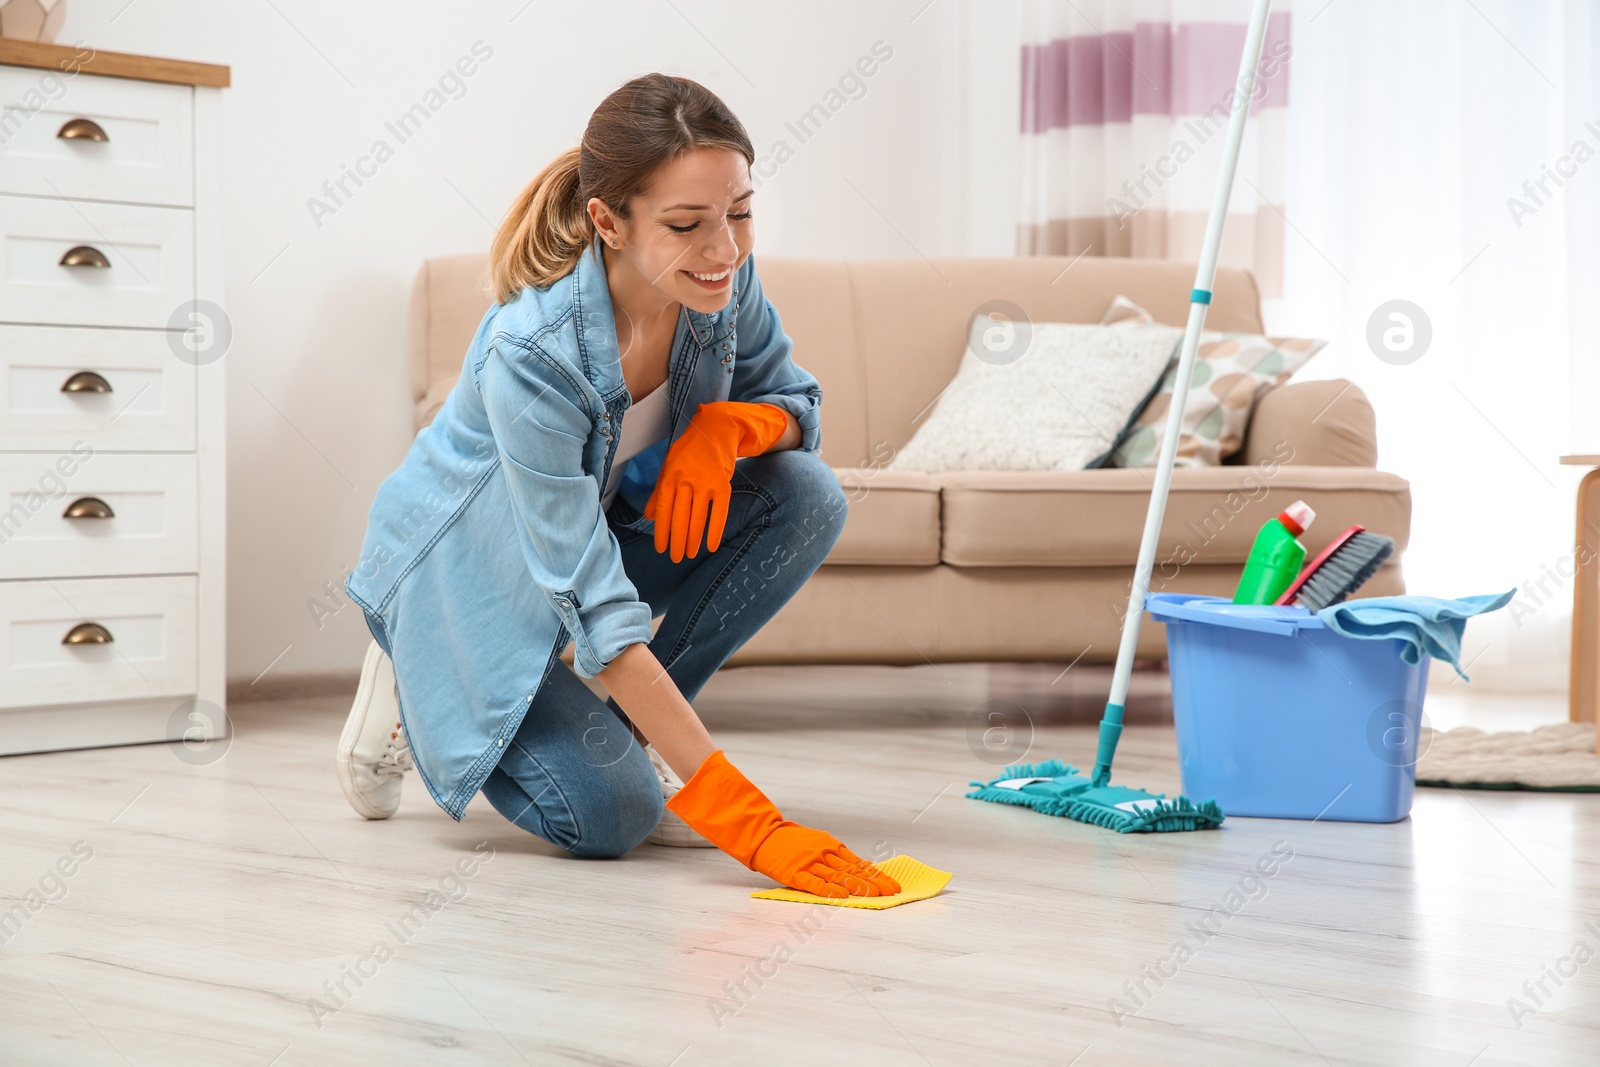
xmin=1416 ymin=723 xmax=1600 ymax=791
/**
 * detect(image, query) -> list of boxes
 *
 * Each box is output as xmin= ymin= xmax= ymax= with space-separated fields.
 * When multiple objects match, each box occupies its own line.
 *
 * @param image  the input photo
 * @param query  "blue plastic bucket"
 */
xmin=1145 ymin=593 xmax=1430 ymax=823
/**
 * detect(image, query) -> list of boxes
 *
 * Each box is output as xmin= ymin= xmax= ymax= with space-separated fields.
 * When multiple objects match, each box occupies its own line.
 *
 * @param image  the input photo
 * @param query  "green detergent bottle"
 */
xmin=1233 ymin=500 xmax=1316 ymax=605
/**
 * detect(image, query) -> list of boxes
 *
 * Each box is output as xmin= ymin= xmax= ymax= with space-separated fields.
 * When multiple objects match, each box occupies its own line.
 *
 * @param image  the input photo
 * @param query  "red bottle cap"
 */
xmin=1278 ymin=500 xmax=1315 ymax=537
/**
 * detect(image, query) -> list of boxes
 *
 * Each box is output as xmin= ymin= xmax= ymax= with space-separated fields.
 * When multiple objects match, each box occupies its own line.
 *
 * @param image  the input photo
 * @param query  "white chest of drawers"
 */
xmin=0 ymin=43 xmax=228 ymax=755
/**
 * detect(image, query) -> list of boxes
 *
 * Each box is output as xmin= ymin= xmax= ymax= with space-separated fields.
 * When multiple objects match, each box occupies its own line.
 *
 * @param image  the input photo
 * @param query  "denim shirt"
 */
xmin=344 ymin=234 xmax=823 ymax=820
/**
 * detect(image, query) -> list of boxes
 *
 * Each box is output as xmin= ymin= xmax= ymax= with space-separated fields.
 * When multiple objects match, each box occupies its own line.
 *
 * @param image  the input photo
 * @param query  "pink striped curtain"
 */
xmin=1019 ymin=1 xmax=1293 ymax=297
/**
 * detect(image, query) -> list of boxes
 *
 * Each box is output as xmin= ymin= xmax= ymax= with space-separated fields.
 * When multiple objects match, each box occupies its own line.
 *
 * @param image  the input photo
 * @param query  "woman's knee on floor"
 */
xmin=565 ymin=758 xmax=665 ymax=858
xmin=481 ymin=737 xmax=663 ymax=858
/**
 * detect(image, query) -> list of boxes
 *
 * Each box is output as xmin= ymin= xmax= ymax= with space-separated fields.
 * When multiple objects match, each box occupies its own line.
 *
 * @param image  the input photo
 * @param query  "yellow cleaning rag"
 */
xmin=751 ymin=855 xmax=951 ymax=909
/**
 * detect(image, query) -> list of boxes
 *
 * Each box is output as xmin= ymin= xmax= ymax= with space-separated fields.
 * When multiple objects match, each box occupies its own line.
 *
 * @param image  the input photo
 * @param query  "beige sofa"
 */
xmin=408 ymin=254 xmax=1410 ymax=667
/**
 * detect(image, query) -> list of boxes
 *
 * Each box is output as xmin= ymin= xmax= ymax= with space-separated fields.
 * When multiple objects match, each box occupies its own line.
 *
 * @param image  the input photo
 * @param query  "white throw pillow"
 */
xmin=887 ymin=316 xmax=1182 ymax=473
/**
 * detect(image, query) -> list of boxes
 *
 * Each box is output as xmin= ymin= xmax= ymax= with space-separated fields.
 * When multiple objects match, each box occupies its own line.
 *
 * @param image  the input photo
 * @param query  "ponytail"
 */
xmin=488 ymin=146 xmax=591 ymax=302
xmin=485 ymin=73 xmax=754 ymax=306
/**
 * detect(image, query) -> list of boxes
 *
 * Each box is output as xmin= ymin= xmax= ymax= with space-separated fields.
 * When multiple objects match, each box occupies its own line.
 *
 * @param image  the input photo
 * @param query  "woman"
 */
xmin=334 ymin=73 xmax=898 ymax=900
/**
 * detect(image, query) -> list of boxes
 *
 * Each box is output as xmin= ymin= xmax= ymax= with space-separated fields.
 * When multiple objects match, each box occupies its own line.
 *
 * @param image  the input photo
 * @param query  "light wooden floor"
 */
xmin=2 ymin=663 xmax=1595 ymax=1066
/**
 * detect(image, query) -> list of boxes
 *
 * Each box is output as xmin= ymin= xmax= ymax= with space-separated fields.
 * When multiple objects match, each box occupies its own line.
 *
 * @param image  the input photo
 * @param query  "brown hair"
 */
xmin=487 ymin=73 xmax=754 ymax=304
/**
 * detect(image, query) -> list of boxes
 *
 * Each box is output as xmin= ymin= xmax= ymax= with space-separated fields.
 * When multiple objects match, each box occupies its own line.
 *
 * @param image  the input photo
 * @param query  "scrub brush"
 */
xmin=1275 ymin=525 xmax=1395 ymax=611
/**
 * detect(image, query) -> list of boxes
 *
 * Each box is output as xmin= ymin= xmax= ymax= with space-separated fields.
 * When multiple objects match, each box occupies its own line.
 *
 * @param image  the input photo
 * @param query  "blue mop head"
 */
xmin=966 ymin=758 xmax=1225 ymax=834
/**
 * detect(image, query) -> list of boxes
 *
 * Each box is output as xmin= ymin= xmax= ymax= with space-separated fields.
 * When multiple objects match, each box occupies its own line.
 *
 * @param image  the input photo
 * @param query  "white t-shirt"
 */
xmin=600 ymin=379 xmax=671 ymax=511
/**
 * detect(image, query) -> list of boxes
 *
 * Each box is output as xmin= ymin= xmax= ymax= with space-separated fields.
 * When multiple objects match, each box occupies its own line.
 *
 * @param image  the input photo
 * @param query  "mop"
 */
xmin=968 ymin=0 xmax=1275 ymax=833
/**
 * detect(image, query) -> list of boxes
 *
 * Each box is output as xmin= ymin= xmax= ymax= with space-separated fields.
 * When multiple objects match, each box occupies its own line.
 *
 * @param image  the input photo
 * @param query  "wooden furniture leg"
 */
xmin=1570 ymin=469 xmax=1600 ymax=741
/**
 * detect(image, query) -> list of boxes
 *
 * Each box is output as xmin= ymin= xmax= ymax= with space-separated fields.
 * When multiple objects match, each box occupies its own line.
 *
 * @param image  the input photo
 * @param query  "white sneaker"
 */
xmin=644 ymin=743 xmax=715 ymax=847
xmin=335 ymin=640 xmax=413 ymax=820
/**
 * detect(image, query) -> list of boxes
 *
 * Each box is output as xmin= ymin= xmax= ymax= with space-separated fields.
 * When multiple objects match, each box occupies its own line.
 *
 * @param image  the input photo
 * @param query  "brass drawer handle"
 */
xmin=59 ymin=246 xmax=111 ymax=269
xmin=63 ymin=622 xmax=114 ymax=645
xmin=57 ymin=118 xmax=110 ymax=142
xmin=61 ymin=370 xmax=113 ymax=394
xmin=63 ymin=497 xmax=114 ymax=520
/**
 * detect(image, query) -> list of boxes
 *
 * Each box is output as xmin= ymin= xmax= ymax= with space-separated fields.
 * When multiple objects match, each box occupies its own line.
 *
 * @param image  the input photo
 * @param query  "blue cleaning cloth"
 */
xmin=1317 ymin=590 xmax=1516 ymax=680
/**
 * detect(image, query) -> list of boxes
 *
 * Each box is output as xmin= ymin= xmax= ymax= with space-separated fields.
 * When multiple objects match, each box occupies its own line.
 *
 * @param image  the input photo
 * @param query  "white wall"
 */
xmin=55 ymin=0 xmax=978 ymax=686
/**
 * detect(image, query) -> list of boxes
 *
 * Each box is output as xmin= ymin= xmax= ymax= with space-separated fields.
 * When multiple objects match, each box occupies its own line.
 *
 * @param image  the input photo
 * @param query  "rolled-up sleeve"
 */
xmin=731 ymin=255 xmax=823 ymax=455
xmin=479 ymin=338 xmax=652 ymax=678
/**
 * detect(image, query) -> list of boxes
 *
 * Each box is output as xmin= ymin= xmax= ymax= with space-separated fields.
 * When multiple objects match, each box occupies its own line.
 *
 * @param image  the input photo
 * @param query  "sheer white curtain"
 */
xmin=1275 ymin=0 xmax=1599 ymax=690
xmin=1017 ymin=0 xmax=1294 ymax=295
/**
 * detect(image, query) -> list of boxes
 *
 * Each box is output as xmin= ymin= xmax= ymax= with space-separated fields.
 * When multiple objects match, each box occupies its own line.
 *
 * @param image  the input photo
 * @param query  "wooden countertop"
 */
xmin=0 ymin=39 xmax=228 ymax=87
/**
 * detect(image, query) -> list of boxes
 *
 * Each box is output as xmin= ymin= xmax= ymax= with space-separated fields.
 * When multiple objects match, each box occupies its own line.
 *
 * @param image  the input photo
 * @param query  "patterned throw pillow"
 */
xmin=887 ymin=316 xmax=1182 ymax=473
xmin=1099 ymin=296 xmax=1325 ymax=467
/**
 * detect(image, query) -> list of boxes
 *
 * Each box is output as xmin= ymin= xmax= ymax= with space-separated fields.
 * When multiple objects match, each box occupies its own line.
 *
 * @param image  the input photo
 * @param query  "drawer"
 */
xmin=0 ymin=324 xmax=195 ymax=451
xmin=0 ymin=574 xmax=197 ymax=709
xmin=0 ymin=68 xmax=193 ymax=207
xmin=0 ymin=194 xmax=193 ymax=328
xmin=0 ymin=452 xmax=197 ymax=578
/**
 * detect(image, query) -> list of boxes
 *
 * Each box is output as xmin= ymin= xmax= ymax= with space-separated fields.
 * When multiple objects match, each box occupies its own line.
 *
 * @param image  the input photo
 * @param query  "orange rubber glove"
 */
xmin=643 ymin=401 xmax=791 ymax=562
xmin=665 ymin=749 xmax=902 ymax=899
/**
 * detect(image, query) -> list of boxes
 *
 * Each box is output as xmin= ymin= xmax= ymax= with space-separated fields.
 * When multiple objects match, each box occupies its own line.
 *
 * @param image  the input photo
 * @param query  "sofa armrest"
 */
xmin=1237 ymin=378 xmax=1378 ymax=468
xmin=416 ymin=373 xmax=456 ymax=433
xmin=407 ymin=253 xmax=494 ymax=435
xmin=409 ymin=258 xmax=434 ymax=429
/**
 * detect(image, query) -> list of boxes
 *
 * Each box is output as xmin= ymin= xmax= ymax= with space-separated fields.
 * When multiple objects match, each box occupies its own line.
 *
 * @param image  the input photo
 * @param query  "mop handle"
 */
xmin=1092 ymin=0 xmax=1275 ymax=788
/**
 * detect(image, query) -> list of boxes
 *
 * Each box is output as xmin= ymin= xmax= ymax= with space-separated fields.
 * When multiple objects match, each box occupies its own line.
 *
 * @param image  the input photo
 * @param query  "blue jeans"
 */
xmin=477 ymin=449 xmax=847 ymax=858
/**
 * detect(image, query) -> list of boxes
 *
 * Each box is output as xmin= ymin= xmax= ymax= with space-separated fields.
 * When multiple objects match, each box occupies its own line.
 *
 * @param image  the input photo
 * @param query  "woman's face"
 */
xmin=594 ymin=147 xmax=755 ymax=316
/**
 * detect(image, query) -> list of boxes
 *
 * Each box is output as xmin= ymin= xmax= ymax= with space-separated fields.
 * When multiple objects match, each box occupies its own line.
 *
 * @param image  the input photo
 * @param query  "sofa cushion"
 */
xmin=936 ymin=466 xmax=1411 ymax=568
xmin=825 ymin=468 xmax=941 ymax=565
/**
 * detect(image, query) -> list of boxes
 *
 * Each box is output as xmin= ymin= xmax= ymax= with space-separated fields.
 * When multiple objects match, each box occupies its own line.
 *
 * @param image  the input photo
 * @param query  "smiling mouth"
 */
xmin=682 ymin=266 xmax=733 ymax=287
